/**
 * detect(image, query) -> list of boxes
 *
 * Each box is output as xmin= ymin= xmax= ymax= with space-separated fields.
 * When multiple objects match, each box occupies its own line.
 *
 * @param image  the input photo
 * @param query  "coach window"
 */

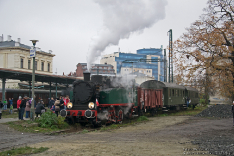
xmin=175 ymin=90 xmax=177 ymax=97
xmin=169 ymin=89 xmax=171 ymax=97
xmin=172 ymin=89 xmax=174 ymax=97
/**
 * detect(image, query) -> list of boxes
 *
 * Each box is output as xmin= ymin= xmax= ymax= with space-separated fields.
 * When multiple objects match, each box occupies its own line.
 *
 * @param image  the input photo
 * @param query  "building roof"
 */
xmin=94 ymin=64 xmax=113 ymax=67
xmin=0 ymin=40 xmax=54 ymax=56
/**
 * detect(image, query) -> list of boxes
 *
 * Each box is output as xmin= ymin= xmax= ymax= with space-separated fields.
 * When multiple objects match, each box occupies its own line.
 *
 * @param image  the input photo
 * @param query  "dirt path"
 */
xmin=30 ymin=116 xmax=219 ymax=156
xmin=0 ymin=124 xmax=56 ymax=151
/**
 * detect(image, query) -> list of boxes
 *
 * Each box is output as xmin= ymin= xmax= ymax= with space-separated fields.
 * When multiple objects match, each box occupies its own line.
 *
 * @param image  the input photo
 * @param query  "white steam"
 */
xmin=87 ymin=0 xmax=168 ymax=69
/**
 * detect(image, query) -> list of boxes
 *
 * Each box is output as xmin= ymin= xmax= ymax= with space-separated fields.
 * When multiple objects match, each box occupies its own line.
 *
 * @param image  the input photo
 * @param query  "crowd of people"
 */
xmin=0 ymin=95 xmax=70 ymax=120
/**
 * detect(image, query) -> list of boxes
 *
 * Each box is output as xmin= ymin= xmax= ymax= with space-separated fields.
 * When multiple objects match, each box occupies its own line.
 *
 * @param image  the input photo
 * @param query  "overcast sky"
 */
xmin=0 ymin=0 xmax=208 ymax=75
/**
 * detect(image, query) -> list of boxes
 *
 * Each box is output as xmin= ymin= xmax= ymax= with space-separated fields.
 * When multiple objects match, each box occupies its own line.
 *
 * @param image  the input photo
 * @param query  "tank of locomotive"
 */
xmin=140 ymin=80 xmax=186 ymax=106
xmin=184 ymin=86 xmax=199 ymax=105
xmin=99 ymin=88 xmax=132 ymax=104
xmin=71 ymin=80 xmax=96 ymax=110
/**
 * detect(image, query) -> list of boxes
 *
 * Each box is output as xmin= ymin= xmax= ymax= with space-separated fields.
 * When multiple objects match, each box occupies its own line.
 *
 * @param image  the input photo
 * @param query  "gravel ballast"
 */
xmin=195 ymin=104 xmax=233 ymax=118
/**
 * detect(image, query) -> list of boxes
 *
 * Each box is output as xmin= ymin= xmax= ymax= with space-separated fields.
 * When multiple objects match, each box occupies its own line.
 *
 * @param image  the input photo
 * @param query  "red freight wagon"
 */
xmin=137 ymin=87 xmax=163 ymax=116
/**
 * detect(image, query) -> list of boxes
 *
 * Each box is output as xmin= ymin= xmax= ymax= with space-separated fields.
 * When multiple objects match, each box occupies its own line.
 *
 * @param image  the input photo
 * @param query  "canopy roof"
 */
xmin=0 ymin=68 xmax=82 ymax=84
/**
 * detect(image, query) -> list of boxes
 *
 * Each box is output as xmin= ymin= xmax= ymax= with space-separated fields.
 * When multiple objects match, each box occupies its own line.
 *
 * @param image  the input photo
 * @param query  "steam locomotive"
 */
xmin=60 ymin=73 xmax=199 ymax=126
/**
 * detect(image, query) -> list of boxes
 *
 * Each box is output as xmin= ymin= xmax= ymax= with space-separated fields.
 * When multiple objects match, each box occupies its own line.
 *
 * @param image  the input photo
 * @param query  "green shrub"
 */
xmin=51 ymin=125 xmax=58 ymax=129
xmin=137 ymin=116 xmax=149 ymax=122
xmin=37 ymin=111 xmax=58 ymax=128
xmin=57 ymin=116 xmax=69 ymax=129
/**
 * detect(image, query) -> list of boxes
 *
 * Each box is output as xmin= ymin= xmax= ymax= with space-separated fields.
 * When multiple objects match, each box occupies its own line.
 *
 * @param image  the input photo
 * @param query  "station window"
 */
xmin=35 ymin=61 xmax=38 ymax=70
xmin=20 ymin=58 xmax=24 ymax=68
xmin=48 ymin=63 xmax=50 ymax=72
xmin=28 ymin=60 xmax=31 ymax=69
xmin=41 ymin=62 xmax=44 ymax=71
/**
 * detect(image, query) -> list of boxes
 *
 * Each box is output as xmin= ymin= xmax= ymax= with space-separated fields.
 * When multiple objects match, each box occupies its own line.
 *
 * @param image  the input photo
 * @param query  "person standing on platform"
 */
xmin=35 ymin=100 xmax=45 ymax=118
xmin=54 ymin=98 xmax=61 ymax=117
xmin=20 ymin=96 xmax=27 ymax=120
xmin=9 ymin=98 xmax=13 ymax=114
xmin=17 ymin=97 xmax=22 ymax=120
xmin=3 ymin=100 xmax=7 ymax=111
xmin=49 ymin=97 xmax=55 ymax=109
xmin=64 ymin=95 xmax=70 ymax=110
xmin=59 ymin=96 xmax=64 ymax=111
xmin=25 ymin=98 xmax=31 ymax=118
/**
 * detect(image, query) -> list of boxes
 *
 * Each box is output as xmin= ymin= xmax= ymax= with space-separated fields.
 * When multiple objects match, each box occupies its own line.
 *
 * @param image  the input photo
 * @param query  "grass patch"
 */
xmin=137 ymin=116 xmax=149 ymax=122
xmin=1 ymin=111 xmax=18 ymax=118
xmin=81 ymin=129 xmax=89 ymax=134
xmin=4 ymin=112 xmax=71 ymax=134
xmin=156 ymin=105 xmax=208 ymax=117
xmin=158 ymin=113 xmax=169 ymax=117
xmin=0 ymin=146 xmax=49 ymax=156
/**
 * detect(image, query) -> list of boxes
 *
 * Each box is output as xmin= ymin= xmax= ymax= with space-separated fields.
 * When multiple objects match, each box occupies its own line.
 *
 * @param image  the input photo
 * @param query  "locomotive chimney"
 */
xmin=83 ymin=72 xmax=90 ymax=82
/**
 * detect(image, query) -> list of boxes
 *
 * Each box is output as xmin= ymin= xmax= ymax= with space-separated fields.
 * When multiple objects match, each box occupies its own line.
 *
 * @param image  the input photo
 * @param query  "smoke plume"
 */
xmin=87 ymin=0 xmax=168 ymax=69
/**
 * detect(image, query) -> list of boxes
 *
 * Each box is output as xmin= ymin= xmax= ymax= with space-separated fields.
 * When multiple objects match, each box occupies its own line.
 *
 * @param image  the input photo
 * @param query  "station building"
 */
xmin=100 ymin=48 xmax=165 ymax=81
xmin=0 ymin=35 xmax=55 ymax=88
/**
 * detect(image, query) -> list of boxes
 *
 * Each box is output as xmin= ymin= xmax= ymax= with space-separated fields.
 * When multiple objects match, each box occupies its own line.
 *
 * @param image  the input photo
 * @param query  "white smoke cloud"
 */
xmin=87 ymin=0 xmax=168 ymax=69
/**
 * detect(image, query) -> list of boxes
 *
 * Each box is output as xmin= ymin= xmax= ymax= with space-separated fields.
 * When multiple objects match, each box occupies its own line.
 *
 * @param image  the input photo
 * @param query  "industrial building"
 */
xmin=76 ymin=63 xmax=115 ymax=77
xmin=100 ymin=47 xmax=165 ymax=81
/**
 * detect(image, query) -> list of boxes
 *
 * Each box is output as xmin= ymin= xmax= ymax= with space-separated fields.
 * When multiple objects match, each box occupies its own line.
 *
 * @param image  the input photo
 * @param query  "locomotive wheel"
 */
xmin=116 ymin=108 xmax=124 ymax=124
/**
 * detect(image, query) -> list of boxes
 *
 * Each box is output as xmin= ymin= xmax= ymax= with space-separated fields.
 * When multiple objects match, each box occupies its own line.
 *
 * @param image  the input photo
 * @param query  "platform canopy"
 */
xmin=0 ymin=68 xmax=81 ymax=84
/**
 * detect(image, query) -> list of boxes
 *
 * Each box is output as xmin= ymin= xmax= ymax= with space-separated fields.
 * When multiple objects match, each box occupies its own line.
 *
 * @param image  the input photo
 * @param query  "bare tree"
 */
xmin=174 ymin=0 xmax=234 ymax=101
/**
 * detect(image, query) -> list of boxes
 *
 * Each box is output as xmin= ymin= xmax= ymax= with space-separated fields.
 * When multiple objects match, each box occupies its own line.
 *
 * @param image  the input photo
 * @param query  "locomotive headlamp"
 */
xmin=88 ymin=102 xmax=95 ymax=109
xmin=67 ymin=102 xmax=73 ymax=109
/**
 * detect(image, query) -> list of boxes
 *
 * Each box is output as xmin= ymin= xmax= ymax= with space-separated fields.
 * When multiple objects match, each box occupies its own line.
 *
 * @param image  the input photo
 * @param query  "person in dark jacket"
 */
xmin=232 ymin=101 xmax=234 ymax=126
xmin=186 ymin=97 xmax=190 ymax=108
xmin=0 ymin=99 xmax=3 ymax=119
xmin=59 ymin=96 xmax=64 ymax=110
xmin=20 ymin=96 xmax=28 ymax=120
xmin=54 ymin=98 xmax=61 ymax=117
xmin=35 ymin=100 xmax=45 ymax=117
xmin=49 ymin=97 xmax=55 ymax=109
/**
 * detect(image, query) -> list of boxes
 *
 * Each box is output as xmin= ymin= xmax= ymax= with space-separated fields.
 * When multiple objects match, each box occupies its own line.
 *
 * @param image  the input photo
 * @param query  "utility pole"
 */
xmin=164 ymin=49 xmax=167 ymax=82
xmin=30 ymin=40 xmax=38 ymax=121
xmin=168 ymin=29 xmax=173 ymax=83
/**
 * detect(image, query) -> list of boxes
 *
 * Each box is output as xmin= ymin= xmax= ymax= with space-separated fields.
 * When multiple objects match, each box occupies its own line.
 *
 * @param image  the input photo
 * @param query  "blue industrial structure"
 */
xmin=115 ymin=48 xmax=165 ymax=81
